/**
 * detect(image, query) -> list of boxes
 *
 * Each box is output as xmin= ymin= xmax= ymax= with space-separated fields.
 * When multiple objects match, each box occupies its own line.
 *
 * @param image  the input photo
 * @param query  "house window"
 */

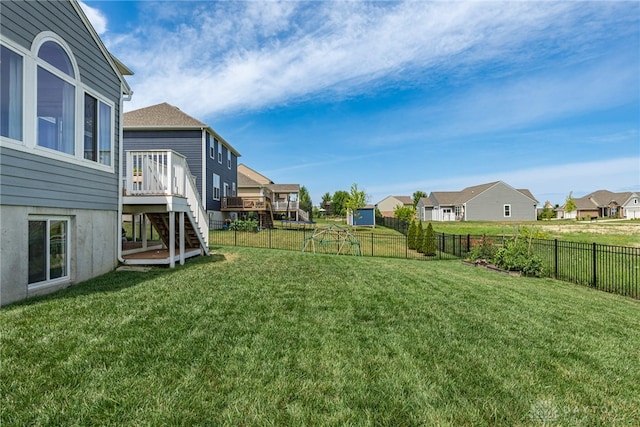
xmin=0 ymin=44 xmax=23 ymax=141
xmin=83 ymin=94 xmax=112 ymax=165
xmin=232 ymin=182 xmax=236 ymax=196
xmin=216 ymin=139 xmax=222 ymax=163
xmin=28 ymin=218 xmax=70 ymax=286
xmin=37 ymin=41 xmax=76 ymax=155
xmin=227 ymin=150 xmax=231 ymax=169
xmin=213 ymin=173 xmax=220 ymax=200
xmin=504 ymin=204 xmax=511 ymax=217
xmin=209 ymin=136 xmax=215 ymax=159
xmin=224 ymin=182 xmax=229 ymax=198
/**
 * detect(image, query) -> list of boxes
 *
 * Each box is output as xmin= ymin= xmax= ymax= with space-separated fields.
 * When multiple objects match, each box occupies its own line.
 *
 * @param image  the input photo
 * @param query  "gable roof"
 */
xmin=237 ymin=164 xmax=299 ymax=193
xmin=376 ymin=195 xmax=413 ymax=206
xmin=124 ymin=102 xmax=241 ymax=156
xmin=124 ymin=102 xmax=208 ymax=128
xmin=564 ymin=189 xmax=637 ymax=210
xmin=425 ymin=181 xmax=537 ymax=207
xmin=238 ymin=163 xmax=272 ymax=185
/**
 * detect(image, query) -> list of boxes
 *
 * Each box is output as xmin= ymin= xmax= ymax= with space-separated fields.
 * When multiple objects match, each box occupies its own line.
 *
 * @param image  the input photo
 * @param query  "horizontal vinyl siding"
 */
xmin=0 ymin=147 xmax=119 ymax=210
xmin=206 ymin=143 xmax=238 ymax=212
xmin=123 ymin=130 xmax=203 ymax=195
xmin=466 ymin=183 xmax=536 ymax=221
xmin=1 ymin=0 xmax=123 ymax=212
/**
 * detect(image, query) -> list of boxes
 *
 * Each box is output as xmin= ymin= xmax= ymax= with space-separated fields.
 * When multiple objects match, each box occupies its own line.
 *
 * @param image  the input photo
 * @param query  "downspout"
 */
xmin=117 ymin=88 xmax=133 ymax=263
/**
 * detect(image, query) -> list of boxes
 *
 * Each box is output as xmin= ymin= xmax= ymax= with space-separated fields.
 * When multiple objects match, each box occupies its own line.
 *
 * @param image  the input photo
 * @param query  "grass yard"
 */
xmin=2 ymin=247 xmax=639 ymax=426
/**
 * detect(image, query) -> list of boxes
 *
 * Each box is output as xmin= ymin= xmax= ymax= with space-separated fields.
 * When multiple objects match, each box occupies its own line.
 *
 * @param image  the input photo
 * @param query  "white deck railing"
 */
xmin=125 ymin=150 xmax=208 ymax=247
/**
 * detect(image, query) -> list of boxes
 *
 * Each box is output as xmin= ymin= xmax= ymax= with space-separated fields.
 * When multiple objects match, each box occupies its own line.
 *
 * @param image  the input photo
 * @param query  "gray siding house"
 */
xmin=0 ymin=0 xmax=132 ymax=305
xmin=417 ymin=181 xmax=538 ymax=221
xmin=123 ymin=103 xmax=240 ymax=223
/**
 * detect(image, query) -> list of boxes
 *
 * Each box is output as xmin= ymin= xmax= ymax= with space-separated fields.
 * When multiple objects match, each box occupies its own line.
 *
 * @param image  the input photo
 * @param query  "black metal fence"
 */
xmin=209 ymin=220 xmax=640 ymax=299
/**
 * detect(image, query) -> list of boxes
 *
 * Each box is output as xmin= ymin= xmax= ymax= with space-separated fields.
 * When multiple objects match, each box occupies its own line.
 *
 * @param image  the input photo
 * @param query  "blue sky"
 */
xmin=82 ymin=0 xmax=640 ymax=207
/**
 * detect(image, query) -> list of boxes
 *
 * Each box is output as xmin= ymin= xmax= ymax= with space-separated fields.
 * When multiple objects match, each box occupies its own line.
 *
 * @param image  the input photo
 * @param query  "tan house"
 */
xmin=557 ymin=190 xmax=640 ymax=219
xmin=376 ymin=195 xmax=414 ymax=217
xmin=222 ymin=164 xmax=308 ymax=227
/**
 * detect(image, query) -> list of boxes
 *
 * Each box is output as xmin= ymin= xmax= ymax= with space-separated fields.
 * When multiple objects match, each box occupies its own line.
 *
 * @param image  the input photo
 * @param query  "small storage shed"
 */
xmin=347 ymin=205 xmax=376 ymax=227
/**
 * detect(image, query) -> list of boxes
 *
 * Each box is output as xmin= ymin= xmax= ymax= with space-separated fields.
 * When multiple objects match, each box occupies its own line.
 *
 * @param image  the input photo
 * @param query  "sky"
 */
xmin=81 ymin=0 xmax=640 ymax=207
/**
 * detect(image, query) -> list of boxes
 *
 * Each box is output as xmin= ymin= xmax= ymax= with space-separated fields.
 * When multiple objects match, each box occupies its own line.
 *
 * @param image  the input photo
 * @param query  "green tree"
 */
xmin=564 ymin=191 xmax=577 ymax=218
xmin=415 ymin=221 xmax=424 ymax=253
xmin=412 ymin=191 xmax=427 ymax=207
xmin=394 ymin=205 xmax=416 ymax=222
xmin=407 ymin=220 xmax=417 ymax=250
xmin=331 ymin=191 xmax=350 ymax=217
xmin=345 ymin=183 xmax=368 ymax=221
xmin=422 ymin=222 xmax=436 ymax=256
xmin=299 ymin=186 xmax=313 ymax=222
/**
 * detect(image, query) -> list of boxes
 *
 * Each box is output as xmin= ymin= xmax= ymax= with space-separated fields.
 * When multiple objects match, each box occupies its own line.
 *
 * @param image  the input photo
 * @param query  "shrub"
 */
xmin=422 ymin=222 xmax=436 ymax=256
xmin=407 ymin=220 xmax=417 ymax=250
xmin=467 ymin=234 xmax=496 ymax=261
xmin=492 ymin=227 xmax=544 ymax=277
xmin=415 ymin=221 xmax=425 ymax=253
xmin=230 ymin=219 xmax=259 ymax=232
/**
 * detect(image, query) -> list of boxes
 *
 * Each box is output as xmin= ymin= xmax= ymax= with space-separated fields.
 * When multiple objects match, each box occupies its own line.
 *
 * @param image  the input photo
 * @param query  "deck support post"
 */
xmin=179 ymin=212 xmax=185 ymax=266
xmin=169 ymin=211 xmax=176 ymax=268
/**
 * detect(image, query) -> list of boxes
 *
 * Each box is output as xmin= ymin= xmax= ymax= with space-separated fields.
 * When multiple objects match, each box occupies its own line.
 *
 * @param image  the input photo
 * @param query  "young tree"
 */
xmin=564 ymin=191 xmax=577 ymax=218
xmin=412 ymin=191 xmax=427 ymax=207
xmin=394 ymin=205 xmax=416 ymax=223
xmin=345 ymin=183 xmax=369 ymax=221
xmin=299 ymin=186 xmax=313 ymax=221
xmin=407 ymin=220 xmax=417 ymax=250
xmin=321 ymin=192 xmax=332 ymax=213
xmin=422 ymin=222 xmax=436 ymax=256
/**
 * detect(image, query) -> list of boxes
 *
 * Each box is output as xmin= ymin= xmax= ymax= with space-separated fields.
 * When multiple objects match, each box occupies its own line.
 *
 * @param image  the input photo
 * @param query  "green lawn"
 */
xmin=2 ymin=247 xmax=639 ymax=425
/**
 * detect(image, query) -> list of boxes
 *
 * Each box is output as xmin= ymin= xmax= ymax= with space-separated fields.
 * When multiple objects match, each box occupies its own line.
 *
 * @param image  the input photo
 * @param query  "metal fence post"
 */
xmin=592 ymin=242 xmax=597 ymax=288
xmin=554 ymin=239 xmax=558 ymax=279
xmin=371 ymin=233 xmax=374 ymax=257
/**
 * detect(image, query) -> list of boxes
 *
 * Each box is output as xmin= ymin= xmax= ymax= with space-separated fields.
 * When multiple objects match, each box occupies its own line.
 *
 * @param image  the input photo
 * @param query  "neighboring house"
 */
xmin=376 ymin=195 xmax=414 ymax=218
xmin=347 ymin=205 xmax=376 ymax=227
xmin=1 ymin=0 xmax=132 ymax=305
xmin=417 ymin=181 xmax=538 ymax=221
xmin=557 ymin=190 xmax=640 ymax=219
xmin=123 ymin=102 xmax=241 ymax=224
xmin=232 ymin=163 xmax=308 ymax=227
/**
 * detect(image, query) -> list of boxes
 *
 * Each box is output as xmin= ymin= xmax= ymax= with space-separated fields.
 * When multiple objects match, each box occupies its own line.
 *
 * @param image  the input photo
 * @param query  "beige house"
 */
xmin=557 ymin=190 xmax=640 ymax=219
xmin=222 ymin=164 xmax=308 ymax=227
xmin=376 ymin=195 xmax=414 ymax=217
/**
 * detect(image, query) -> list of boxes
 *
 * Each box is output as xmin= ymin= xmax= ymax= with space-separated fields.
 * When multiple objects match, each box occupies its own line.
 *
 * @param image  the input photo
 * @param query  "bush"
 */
xmin=492 ymin=227 xmax=544 ymax=277
xmin=422 ymin=223 xmax=436 ymax=256
xmin=415 ymin=221 xmax=424 ymax=253
xmin=230 ymin=219 xmax=259 ymax=232
xmin=467 ymin=235 xmax=496 ymax=261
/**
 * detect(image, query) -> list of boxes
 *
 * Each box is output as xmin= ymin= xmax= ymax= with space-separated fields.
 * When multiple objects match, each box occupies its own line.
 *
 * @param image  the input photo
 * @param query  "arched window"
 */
xmin=35 ymin=37 xmax=77 ymax=155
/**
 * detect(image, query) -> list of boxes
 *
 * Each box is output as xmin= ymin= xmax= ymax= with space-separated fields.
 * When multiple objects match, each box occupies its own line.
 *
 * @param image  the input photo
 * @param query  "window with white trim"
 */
xmin=224 ymin=182 xmax=229 ymax=198
xmin=83 ymin=93 xmax=112 ymax=165
xmin=232 ymin=182 xmax=236 ymax=196
xmin=1 ymin=44 xmax=23 ymax=141
xmin=37 ymin=40 xmax=76 ymax=154
xmin=504 ymin=204 xmax=511 ymax=217
xmin=213 ymin=173 xmax=220 ymax=200
xmin=28 ymin=217 xmax=70 ymax=286
xmin=209 ymin=136 xmax=215 ymax=159
xmin=1 ymin=33 xmax=115 ymax=170
xmin=227 ymin=150 xmax=231 ymax=169
xmin=216 ymin=139 xmax=222 ymax=163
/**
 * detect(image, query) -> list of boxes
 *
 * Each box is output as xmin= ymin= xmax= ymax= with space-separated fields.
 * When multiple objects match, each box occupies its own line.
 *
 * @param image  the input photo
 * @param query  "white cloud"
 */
xmin=112 ymin=0 xmax=634 ymax=115
xmin=79 ymin=1 xmax=108 ymax=35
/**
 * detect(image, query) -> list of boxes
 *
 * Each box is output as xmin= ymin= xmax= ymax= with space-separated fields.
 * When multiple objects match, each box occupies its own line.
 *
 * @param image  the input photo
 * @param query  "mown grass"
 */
xmin=2 ymin=247 xmax=639 ymax=426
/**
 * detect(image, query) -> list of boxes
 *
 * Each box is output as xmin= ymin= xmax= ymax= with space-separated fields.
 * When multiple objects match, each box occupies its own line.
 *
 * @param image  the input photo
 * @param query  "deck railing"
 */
xmin=124 ymin=150 xmax=208 ymax=246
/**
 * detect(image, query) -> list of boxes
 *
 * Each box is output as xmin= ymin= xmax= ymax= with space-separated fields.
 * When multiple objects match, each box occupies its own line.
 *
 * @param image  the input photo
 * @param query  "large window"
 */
xmin=29 ymin=218 xmax=69 ymax=286
xmin=1 ymin=34 xmax=115 ymax=170
xmin=84 ymin=94 xmax=112 ymax=165
xmin=37 ymin=41 xmax=76 ymax=155
xmin=213 ymin=173 xmax=220 ymax=200
xmin=0 ymin=45 xmax=23 ymax=141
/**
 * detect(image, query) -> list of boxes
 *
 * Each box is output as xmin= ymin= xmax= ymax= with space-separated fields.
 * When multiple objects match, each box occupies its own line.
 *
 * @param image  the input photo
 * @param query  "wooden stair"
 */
xmin=258 ymin=200 xmax=275 ymax=229
xmin=146 ymin=212 xmax=201 ymax=249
